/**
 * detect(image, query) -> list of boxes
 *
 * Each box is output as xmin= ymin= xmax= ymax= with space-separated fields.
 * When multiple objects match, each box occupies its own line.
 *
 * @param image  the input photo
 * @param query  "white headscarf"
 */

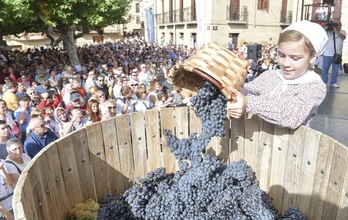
xmin=283 ymin=20 xmax=328 ymax=56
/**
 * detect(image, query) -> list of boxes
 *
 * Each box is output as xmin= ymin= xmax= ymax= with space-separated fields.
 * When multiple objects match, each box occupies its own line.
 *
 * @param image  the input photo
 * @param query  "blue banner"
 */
xmin=146 ymin=9 xmax=155 ymax=42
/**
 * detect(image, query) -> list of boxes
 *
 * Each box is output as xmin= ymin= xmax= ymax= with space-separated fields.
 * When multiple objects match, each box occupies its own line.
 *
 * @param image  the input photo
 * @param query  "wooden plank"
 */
xmin=56 ymin=129 xmax=95 ymax=207
xmin=281 ymin=127 xmax=305 ymax=214
xmin=308 ymin=134 xmax=335 ymax=220
xmin=188 ymin=108 xmax=202 ymax=135
xmin=296 ymin=128 xmax=321 ymax=216
xmin=13 ymin=171 xmax=39 ymax=220
xmin=174 ymin=107 xmax=189 ymax=140
xmin=322 ymin=142 xmax=348 ymax=219
xmin=160 ymin=108 xmax=176 ymax=173
xmin=173 ymin=107 xmax=189 ymax=169
xmin=42 ymin=143 xmax=69 ymax=219
xmin=25 ymin=152 xmax=53 ymax=220
xmin=217 ymin=119 xmax=231 ymax=163
xmin=229 ymin=116 xmax=245 ymax=162
xmin=268 ymin=125 xmax=290 ymax=214
xmin=101 ymin=117 xmax=124 ymax=196
xmin=115 ymin=114 xmax=134 ymax=189
xmin=336 ymin=143 xmax=348 ymax=220
xmin=257 ymin=120 xmax=275 ymax=192
xmin=21 ymin=172 xmax=40 ymax=220
xmin=13 ymin=172 xmax=29 ymax=220
xmin=243 ymin=113 xmax=260 ymax=174
xmin=145 ymin=110 xmax=162 ymax=172
xmin=130 ymin=112 xmax=148 ymax=179
xmin=86 ymin=123 xmax=108 ymax=201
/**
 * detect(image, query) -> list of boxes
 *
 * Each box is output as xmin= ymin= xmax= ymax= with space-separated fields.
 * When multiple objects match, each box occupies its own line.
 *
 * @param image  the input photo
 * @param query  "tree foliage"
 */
xmin=1 ymin=0 xmax=132 ymax=38
xmin=0 ymin=0 xmax=132 ymax=65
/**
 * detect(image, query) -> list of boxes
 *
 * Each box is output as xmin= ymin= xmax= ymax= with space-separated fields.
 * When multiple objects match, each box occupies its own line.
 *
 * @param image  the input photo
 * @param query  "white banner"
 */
xmin=195 ymin=0 xmax=205 ymax=47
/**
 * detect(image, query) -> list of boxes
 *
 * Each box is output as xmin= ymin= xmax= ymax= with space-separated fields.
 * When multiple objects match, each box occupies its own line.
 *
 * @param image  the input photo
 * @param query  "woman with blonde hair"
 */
xmin=116 ymin=86 xmax=135 ymax=115
xmin=101 ymin=99 xmax=119 ymax=120
xmin=96 ymin=90 xmax=108 ymax=116
xmin=88 ymin=86 xmax=98 ymax=100
xmin=134 ymin=86 xmax=155 ymax=112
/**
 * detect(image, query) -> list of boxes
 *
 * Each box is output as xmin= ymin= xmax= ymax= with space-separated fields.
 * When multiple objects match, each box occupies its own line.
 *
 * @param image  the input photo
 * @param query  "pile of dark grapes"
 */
xmin=98 ymin=81 xmax=306 ymax=219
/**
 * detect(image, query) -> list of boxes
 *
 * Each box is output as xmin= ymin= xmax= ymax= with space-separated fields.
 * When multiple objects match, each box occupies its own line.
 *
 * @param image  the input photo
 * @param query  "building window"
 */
xmin=136 ymin=3 xmax=140 ymax=13
xmin=136 ymin=16 xmax=140 ymax=24
xmin=257 ymin=0 xmax=269 ymax=11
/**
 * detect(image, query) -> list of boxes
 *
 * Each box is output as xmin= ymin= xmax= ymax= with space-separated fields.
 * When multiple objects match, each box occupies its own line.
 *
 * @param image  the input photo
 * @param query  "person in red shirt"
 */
xmin=8 ymin=66 xmax=17 ymax=83
xmin=71 ymin=78 xmax=86 ymax=101
xmin=65 ymin=92 xmax=87 ymax=114
xmin=37 ymin=89 xmax=63 ymax=110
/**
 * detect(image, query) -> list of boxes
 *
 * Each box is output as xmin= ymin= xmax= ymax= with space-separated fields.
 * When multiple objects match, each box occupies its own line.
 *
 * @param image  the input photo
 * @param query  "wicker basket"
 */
xmin=168 ymin=41 xmax=249 ymax=101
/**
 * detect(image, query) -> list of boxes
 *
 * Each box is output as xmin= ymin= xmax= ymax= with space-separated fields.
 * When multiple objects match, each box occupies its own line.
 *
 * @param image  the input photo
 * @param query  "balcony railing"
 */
xmin=226 ymin=5 xmax=248 ymax=22
xmin=156 ymin=6 xmax=196 ymax=25
xmin=280 ymin=10 xmax=292 ymax=24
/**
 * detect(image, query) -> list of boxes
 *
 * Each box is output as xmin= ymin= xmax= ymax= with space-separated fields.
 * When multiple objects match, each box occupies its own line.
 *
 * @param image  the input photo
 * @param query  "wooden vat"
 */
xmin=12 ymin=107 xmax=348 ymax=219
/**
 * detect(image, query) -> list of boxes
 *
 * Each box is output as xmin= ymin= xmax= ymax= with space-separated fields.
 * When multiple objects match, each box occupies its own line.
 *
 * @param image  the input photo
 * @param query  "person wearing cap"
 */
xmin=71 ymin=78 xmax=86 ymax=100
xmin=14 ymin=94 xmax=32 ymax=143
xmin=321 ymin=20 xmax=346 ymax=88
xmin=65 ymin=91 xmax=87 ymax=113
xmin=227 ymin=20 xmax=328 ymax=129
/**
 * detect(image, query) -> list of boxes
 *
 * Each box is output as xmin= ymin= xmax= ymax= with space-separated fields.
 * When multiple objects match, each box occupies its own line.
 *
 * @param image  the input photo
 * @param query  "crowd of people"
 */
xmin=0 ymin=35 xmax=194 ymax=219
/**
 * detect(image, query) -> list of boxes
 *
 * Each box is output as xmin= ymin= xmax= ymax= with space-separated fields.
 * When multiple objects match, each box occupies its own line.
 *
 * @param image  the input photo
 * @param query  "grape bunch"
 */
xmin=98 ymin=81 xmax=306 ymax=220
xmin=68 ymin=198 xmax=99 ymax=220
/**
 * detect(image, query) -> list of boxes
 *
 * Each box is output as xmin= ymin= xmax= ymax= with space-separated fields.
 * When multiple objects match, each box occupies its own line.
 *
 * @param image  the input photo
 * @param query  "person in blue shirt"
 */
xmin=35 ymin=79 xmax=52 ymax=96
xmin=24 ymin=117 xmax=58 ymax=158
xmin=14 ymin=94 xmax=32 ymax=143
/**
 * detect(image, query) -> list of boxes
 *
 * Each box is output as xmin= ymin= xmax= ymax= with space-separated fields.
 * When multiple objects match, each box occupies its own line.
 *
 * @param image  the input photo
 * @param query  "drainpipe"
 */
xmin=254 ymin=0 xmax=257 ymax=28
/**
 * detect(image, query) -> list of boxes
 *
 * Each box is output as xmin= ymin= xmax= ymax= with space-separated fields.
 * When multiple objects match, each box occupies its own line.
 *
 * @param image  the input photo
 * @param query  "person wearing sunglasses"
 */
xmin=26 ymin=87 xmax=40 ymax=108
xmin=94 ymin=74 xmax=109 ymax=100
xmin=116 ymin=86 xmax=136 ymax=115
xmin=24 ymin=117 xmax=58 ymax=158
xmin=5 ymin=138 xmax=31 ymax=187
xmin=101 ymin=99 xmax=120 ymax=120
xmin=134 ymin=86 xmax=155 ymax=112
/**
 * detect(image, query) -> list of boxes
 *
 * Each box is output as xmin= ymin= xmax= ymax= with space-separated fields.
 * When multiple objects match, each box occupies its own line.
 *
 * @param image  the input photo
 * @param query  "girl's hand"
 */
xmin=226 ymin=87 xmax=247 ymax=119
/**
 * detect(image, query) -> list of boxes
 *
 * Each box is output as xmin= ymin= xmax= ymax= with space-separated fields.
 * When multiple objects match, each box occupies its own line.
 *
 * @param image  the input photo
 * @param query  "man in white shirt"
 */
xmin=321 ymin=20 xmax=346 ymax=88
xmin=137 ymin=64 xmax=149 ymax=84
